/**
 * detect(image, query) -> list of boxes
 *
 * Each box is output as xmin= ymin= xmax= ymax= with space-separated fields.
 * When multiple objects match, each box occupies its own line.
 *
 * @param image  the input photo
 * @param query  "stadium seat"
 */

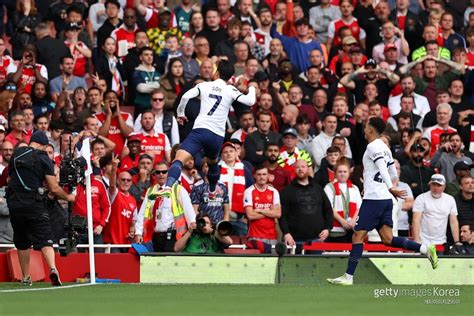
xmin=6 ymin=249 xmax=46 ymax=282
xmin=121 ymin=105 xmax=135 ymax=117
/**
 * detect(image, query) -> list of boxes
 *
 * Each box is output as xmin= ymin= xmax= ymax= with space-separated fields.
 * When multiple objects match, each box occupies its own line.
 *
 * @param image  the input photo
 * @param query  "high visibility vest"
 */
xmin=142 ymin=184 xmax=188 ymax=241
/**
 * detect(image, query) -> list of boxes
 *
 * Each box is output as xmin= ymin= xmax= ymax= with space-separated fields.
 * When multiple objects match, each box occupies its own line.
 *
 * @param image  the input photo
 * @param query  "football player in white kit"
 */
xmin=327 ymin=117 xmax=438 ymax=285
xmin=160 ymin=60 xmax=256 ymax=195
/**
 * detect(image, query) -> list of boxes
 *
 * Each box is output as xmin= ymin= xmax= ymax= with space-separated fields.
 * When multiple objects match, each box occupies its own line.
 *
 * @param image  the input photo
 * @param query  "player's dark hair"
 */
xmin=368 ymin=117 xmax=386 ymax=135
xmin=217 ymin=60 xmax=235 ymax=81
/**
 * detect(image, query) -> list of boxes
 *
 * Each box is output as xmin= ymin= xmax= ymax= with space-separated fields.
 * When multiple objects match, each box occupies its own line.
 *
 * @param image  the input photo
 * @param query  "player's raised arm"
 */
xmin=177 ymin=86 xmax=201 ymax=118
xmin=234 ymin=86 xmax=256 ymax=106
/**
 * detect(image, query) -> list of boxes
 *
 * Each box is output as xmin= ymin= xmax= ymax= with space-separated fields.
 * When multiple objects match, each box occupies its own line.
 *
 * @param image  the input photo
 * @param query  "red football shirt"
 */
xmin=103 ymin=190 xmax=137 ymax=244
xmin=244 ymin=185 xmax=280 ymax=240
xmin=95 ymin=111 xmax=133 ymax=156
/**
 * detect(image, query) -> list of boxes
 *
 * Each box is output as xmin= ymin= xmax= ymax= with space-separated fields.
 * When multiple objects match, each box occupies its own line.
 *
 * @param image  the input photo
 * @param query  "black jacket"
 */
xmin=244 ymin=130 xmax=281 ymax=166
xmin=280 ymin=178 xmax=333 ymax=241
xmin=35 ymin=36 xmax=70 ymax=79
xmin=389 ymin=10 xmax=423 ymax=55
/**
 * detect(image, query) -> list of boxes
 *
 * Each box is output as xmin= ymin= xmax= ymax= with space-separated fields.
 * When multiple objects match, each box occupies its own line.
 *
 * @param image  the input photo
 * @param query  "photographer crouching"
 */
xmin=173 ymin=214 xmax=233 ymax=254
xmin=6 ymin=131 xmax=75 ymax=286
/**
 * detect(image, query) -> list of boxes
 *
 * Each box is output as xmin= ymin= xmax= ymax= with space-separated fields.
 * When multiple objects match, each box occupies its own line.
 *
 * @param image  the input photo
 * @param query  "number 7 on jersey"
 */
xmin=207 ymin=94 xmax=222 ymax=116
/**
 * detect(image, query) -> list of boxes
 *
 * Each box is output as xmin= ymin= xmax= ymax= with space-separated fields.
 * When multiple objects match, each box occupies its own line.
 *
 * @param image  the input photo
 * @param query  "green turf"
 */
xmin=0 ymin=284 xmax=472 ymax=316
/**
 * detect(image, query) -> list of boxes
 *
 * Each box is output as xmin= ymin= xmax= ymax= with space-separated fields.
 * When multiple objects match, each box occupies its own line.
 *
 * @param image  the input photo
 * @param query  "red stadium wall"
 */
xmin=0 ymin=252 xmax=140 ymax=283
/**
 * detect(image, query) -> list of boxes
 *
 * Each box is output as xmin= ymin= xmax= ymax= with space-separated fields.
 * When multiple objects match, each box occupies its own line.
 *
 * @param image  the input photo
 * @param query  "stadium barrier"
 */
xmin=1 ymin=244 xmax=472 ymax=285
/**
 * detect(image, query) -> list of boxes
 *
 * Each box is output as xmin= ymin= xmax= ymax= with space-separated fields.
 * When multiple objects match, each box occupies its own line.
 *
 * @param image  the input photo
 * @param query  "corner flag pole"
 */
xmin=81 ymin=138 xmax=96 ymax=284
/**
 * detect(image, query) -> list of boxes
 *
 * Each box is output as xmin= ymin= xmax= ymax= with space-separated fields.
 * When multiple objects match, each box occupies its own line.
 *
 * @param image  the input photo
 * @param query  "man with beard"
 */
xmin=134 ymin=110 xmax=171 ymax=164
xmin=245 ymin=111 xmax=281 ymax=166
xmin=254 ymin=8 xmax=273 ymax=56
xmin=179 ymin=156 xmax=198 ymax=194
xmin=413 ymin=174 xmax=460 ymax=246
xmin=339 ymin=59 xmax=400 ymax=106
xmin=96 ymin=90 xmax=134 ymax=156
xmin=430 ymin=133 xmax=473 ymax=183
xmin=262 ymin=39 xmax=286 ymax=83
xmin=262 ymin=142 xmax=291 ymax=193
xmin=400 ymin=143 xmax=435 ymax=198
xmin=388 ymin=74 xmax=431 ymax=117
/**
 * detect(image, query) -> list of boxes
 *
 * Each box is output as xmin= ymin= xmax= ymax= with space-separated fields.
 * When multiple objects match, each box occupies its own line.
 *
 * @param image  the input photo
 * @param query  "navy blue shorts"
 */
xmin=179 ymin=128 xmax=224 ymax=160
xmin=355 ymin=199 xmax=393 ymax=232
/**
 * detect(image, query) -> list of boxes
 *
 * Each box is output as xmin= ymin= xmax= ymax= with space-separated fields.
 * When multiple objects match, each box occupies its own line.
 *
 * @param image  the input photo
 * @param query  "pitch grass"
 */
xmin=0 ymin=284 xmax=472 ymax=316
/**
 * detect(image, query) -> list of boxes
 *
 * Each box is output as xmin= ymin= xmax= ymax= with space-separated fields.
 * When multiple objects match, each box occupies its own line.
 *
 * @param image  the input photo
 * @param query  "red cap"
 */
xmin=221 ymin=141 xmax=236 ymax=151
xmin=128 ymin=134 xmax=142 ymax=143
xmin=384 ymin=43 xmax=397 ymax=53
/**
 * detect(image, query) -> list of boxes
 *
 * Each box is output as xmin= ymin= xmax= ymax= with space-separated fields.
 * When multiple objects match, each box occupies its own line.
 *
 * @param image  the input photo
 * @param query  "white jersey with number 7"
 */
xmin=177 ymin=79 xmax=256 ymax=137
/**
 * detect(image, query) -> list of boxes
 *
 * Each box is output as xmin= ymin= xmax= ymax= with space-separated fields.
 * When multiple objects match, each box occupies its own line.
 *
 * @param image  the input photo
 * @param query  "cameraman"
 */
xmin=6 ymin=131 xmax=75 ymax=286
xmin=173 ymin=214 xmax=233 ymax=254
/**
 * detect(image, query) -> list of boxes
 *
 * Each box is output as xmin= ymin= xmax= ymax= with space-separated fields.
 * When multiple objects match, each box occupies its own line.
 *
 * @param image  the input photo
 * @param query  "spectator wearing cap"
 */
xmin=278 ymin=127 xmax=313 ymax=179
xmin=446 ymin=162 xmax=474 ymax=197
xmin=326 ymin=0 xmax=366 ymax=53
xmin=49 ymin=55 xmax=88 ymax=102
xmin=328 ymin=35 xmax=364 ymax=74
xmin=97 ymin=0 xmax=123 ymax=50
xmin=372 ymin=21 xmax=409 ymax=64
xmin=271 ymin=17 xmax=323 ymax=73
xmin=219 ymin=141 xmax=254 ymax=236
xmin=380 ymin=43 xmax=403 ymax=72
xmin=63 ymin=22 xmax=92 ymax=79
xmin=339 ymin=57 xmax=400 ymax=106
xmin=413 ymin=174 xmax=461 ymax=246
xmin=400 ymin=143 xmax=435 ymax=198
xmin=431 ymin=133 xmax=473 ymax=183
xmin=110 ymin=7 xmax=138 ymax=59
xmin=47 ymin=0 xmax=87 ymax=37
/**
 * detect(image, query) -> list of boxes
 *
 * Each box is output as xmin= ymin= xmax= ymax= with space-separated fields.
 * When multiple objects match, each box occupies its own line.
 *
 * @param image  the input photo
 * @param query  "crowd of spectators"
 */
xmin=0 ymin=0 xmax=473 ymax=255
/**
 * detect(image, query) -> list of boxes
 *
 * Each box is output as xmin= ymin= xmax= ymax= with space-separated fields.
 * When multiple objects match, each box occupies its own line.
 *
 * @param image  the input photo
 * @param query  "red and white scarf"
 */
xmin=219 ymin=161 xmax=246 ymax=213
xmin=329 ymin=180 xmax=358 ymax=233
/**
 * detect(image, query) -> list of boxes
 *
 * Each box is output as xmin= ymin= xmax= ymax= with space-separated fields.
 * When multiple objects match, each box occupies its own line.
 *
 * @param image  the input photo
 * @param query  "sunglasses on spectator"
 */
xmin=152 ymin=170 xmax=168 ymax=175
xmin=5 ymin=85 xmax=16 ymax=91
xmin=120 ymin=178 xmax=132 ymax=182
xmin=152 ymin=97 xmax=164 ymax=102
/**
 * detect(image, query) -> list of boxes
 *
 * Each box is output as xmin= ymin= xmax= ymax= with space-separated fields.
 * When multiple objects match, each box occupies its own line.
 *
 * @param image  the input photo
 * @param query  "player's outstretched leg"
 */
xmin=207 ymin=161 xmax=220 ymax=192
xmin=378 ymin=225 xmax=438 ymax=269
xmin=390 ymin=236 xmax=438 ymax=269
xmin=327 ymin=231 xmax=366 ymax=285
